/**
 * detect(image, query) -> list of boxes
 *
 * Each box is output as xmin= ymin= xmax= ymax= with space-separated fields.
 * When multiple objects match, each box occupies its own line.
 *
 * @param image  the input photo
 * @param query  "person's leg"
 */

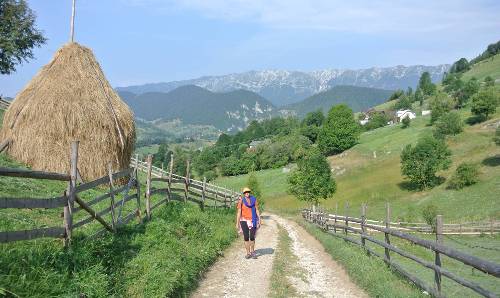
xmin=240 ymin=221 xmax=251 ymax=256
xmin=249 ymin=228 xmax=256 ymax=255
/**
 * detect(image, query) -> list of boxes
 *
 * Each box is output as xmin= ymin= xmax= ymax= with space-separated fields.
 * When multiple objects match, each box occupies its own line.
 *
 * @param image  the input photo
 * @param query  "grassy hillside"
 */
xmin=216 ymin=106 xmax=500 ymax=297
xmin=462 ymin=53 xmax=500 ymax=81
xmin=216 ymin=108 xmax=500 ymax=222
xmin=285 ymin=85 xmax=394 ymax=117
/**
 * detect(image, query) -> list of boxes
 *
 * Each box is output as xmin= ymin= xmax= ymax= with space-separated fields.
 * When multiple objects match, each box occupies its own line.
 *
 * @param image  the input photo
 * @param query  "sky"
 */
xmin=1 ymin=0 xmax=499 ymax=97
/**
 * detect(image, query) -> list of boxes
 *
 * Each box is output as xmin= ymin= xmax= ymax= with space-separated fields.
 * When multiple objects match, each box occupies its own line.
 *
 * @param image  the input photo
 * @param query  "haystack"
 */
xmin=0 ymin=42 xmax=135 ymax=180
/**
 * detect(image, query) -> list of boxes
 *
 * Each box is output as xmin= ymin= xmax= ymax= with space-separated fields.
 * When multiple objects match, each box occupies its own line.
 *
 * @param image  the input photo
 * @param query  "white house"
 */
xmin=360 ymin=119 xmax=369 ymax=125
xmin=396 ymin=110 xmax=416 ymax=122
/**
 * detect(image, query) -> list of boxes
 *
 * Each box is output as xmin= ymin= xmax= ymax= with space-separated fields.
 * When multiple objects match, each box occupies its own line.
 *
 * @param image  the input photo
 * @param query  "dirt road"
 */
xmin=191 ymin=214 xmax=366 ymax=298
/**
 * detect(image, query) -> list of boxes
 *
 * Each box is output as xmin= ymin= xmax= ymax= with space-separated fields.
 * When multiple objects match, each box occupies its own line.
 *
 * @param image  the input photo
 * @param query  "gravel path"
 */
xmin=191 ymin=214 xmax=366 ymax=298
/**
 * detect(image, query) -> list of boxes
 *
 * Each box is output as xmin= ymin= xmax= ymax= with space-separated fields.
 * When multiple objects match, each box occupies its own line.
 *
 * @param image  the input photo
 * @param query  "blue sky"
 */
xmin=1 ymin=0 xmax=499 ymax=97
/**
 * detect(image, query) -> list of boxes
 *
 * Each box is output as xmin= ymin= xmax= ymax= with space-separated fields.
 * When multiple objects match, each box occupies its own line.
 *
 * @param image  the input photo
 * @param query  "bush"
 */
xmin=429 ymin=92 xmax=455 ymax=124
xmin=318 ymin=104 xmax=360 ymax=155
xmin=394 ymin=95 xmax=412 ymax=110
xmin=400 ymin=135 xmax=452 ymax=189
xmin=401 ymin=117 xmax=410 ymax=129
xmin=433 ymin=111 xmax=463 ymax=138
xmin=454 ymin=78 xmax=479 ymax=108
xmin=421 ymin=204 xmax=439 ymax=229
xmin=484 ymin=76 xmax=494 ymax=87
xmin=471 ymin=87 xmax=499 ymax=121
xmin=288 ymin=148 xmax=336 ymax=206
xmin=495 ymin=126 xmax=500 ymax=146
xmin=247 ymin=172 xmax=264 ymax=209
xmin=448 ymin=163 xmax=479 ymax=189
xmin=365 ymin=112 xmax=390 ymax=131
xmin=203 ymin=170 xmax=217 ymax=182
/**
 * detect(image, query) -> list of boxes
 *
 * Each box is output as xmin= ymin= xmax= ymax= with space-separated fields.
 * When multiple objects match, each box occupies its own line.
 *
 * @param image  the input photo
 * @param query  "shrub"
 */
xmin=421 ymin=204 xmax=439 ymax=229
xmin=448 ymin=163 xmax=479 ymax=189
xmin=203 ymin=170 xmax=217 ymax=182
xmin=365 ymin=112 xmax=390 ymax=131
xmin=484 ymin=76 xmax=494 ymax=87
xmin=454 ymin=78 xmax=479 ymax=108
xmin=318 ymin=104 xmax=360 ymax=155
xmin=471 ymin=87 xmax=499 ymax=121
xmin=495 ymin=126 xmax=500 ymax=146
xmin=433 ymin=111 xmax=463 ymax=138
xmin=247 ymin=172 xmax=264 ymax=209
xmin=394 ymin=95 xmax=412 ymax=110
xmin=400 ymin=135 xmax=452 ymax=189
xmin=288 ymin=148 xmax=336 ymax=206
xmin=401 ymin=117 xmax=410 ymax=129
xmin=429 ymin=92 xmax=455 ymax=124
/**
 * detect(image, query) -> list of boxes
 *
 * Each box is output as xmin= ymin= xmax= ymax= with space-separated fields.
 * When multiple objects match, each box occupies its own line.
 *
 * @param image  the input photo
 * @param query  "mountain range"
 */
xmin=119 ymin=86 xmax=275 ymax=132
xmin=119 ymin=84 xmax=394 ymax=133
xmin=116 ymin=65 xmax=449 ymax=106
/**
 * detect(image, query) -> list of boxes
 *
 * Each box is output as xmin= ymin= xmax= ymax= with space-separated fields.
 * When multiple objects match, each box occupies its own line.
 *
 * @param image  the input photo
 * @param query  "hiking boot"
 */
xmin=245 ymin=254 xmax=252 ymax=259
xmin=251 ymin=252 xmax=258 ymax=259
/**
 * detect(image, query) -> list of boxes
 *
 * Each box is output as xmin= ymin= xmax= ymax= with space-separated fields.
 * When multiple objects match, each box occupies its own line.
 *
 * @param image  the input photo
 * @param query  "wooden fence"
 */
xmin=316 ymin=203 xmax=500 ymax=236
xmin=0 ymin=142 xmax=239 ymax=245
xmin=303 ymin=205 xmax=500 ymax=298
xmin=133 ymin=154 xmax=240 ymax=213
xmin=0 ymin=98 xmax=10 ymax=110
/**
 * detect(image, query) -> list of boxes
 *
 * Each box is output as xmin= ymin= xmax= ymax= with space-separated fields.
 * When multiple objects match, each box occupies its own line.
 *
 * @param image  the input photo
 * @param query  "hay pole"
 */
xmin=70 ymin=0 xmax=76 ymax=42
xmin=0 ymin=138 xmax=11 ymax=153
xmin=108 ymin=162 xmax=116 ymax=231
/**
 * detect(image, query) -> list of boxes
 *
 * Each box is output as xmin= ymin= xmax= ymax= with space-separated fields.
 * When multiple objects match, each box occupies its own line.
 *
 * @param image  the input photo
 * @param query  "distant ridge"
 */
xmin=119 ymin=85 xmax=275 ymax=132
xmin=285 ymin=85 xmax=394 ymax=117
xmin=116 ymin=65 xmax=449 ymax=106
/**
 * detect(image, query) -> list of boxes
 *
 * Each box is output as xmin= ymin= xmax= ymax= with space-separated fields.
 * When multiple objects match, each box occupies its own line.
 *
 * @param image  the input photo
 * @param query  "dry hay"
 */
xmin=0 ymin=42 xmax=135 ymax=181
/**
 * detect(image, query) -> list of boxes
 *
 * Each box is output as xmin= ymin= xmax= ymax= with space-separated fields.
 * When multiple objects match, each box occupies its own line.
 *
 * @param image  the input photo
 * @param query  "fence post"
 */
xmin=167 ymin=154 xmax=174 ymax=202
xmin=435 ymin=215 xmax=443 ymax=295
xmin=134 ymin=158 xmax=142 ymax=224
xmin=184 ymin=159 xmax=190 ymax=203
xmin=384 ymin=202 xmax=391 ymax=264
xmin=145 ymin=154 xmax=152 ymax=220
xmin=334 ymin=202 xmax=338 ymax=233
xmin=361 ymin=203 xmax=366 ymax=248
xmin=108 ymin=162 xmax=116 ymax=231
xmin=344 ymin=202 xmax=349 ymax=236
xmin=201 ymin=177 xmax=206 ymax=211
xmin=63 ymin=141 xmax=78 ymax=245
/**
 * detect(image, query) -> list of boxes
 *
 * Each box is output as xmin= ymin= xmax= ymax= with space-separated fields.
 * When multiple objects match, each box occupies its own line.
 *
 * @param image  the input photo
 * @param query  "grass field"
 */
xmin=300 ymin=217 xmax=500 ymax=298
xmin=217 ymin=108 xmax=500 ymax=222
xmin=463 ymin=53 xmax=500 ymax=81
xmin=0 ymin=150 xmax=237 ymax=297
xmin=216 ymin=102 xmax=500 ymax=296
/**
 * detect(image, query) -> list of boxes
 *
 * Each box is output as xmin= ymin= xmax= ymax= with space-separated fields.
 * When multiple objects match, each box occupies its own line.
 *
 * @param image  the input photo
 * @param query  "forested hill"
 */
xmin=284 ymin=85 xmax=394 ymax=117
xmin=119 ymin=85 xmax=275 ymax=132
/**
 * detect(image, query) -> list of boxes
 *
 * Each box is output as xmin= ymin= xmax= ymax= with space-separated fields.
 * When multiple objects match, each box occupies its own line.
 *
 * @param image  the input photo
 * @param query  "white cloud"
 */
xmin=123 ymin=0 xmax=500 ymax=34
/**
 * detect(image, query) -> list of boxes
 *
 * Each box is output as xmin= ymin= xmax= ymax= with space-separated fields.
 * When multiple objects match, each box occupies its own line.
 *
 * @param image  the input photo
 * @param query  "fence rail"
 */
xmin=303 ymin=205 xmax=500 ymax=298
xmin=0 ymin=98 xmax=10 ymax=110
xmin=324 ymin=214 xmax=500 ymax=235
xmin=1 ymin=142 xmax=240 ymax=245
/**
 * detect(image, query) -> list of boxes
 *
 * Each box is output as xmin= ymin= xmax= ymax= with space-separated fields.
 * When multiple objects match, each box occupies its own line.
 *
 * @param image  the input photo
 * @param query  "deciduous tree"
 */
xmin=0 ymin=0 xmax=46 ymax=74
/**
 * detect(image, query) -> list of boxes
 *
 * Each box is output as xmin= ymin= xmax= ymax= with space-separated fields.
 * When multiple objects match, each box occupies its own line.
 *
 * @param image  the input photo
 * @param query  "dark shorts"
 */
xmin=240 ymin=221 xmax=256 ymax=241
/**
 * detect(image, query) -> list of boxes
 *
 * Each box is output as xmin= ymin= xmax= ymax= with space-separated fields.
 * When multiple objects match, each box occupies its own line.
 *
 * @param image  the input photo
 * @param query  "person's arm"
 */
xmin=235 ymin=197 xmax=241 ymax=230
xmin=256 ymin=200 xmax=262 ymax=227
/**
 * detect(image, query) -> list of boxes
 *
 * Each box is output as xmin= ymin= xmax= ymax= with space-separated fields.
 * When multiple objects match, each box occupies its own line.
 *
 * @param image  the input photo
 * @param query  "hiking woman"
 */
xmin=236 ymin=187 xmax=261 ymax=259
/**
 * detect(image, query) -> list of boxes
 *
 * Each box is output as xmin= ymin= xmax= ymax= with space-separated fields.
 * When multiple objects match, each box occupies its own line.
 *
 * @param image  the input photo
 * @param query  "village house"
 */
xmin=395 ymin=109 xmax=417 ymax=122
